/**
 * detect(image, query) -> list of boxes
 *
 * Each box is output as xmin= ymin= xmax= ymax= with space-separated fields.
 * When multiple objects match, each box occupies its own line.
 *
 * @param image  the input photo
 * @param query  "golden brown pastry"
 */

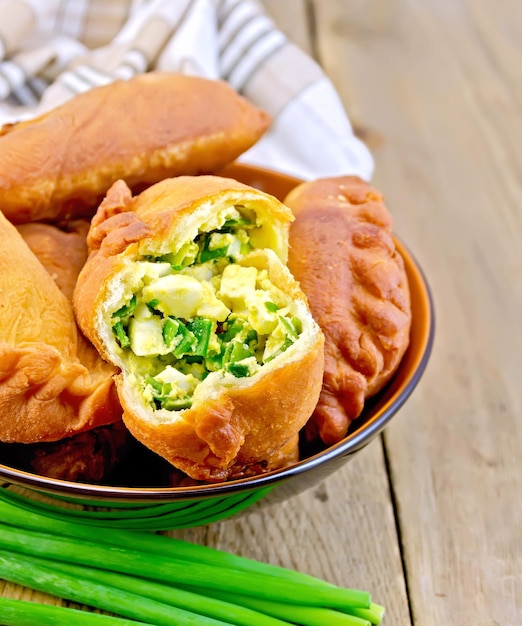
xmin=0 ymin=210 xmax=122 ymax=444
xmin=0 ymin=72 xmax=270 ymax=224
xmin=16 ymin=220 xmax=90 ymax=299
xmin=285 ymin=176 xmax=412 ymax=445
xmin=73 ymin=176 xmax=324 ymax=482
xmin=16 ymin=219 xmax=122 ymax=407
xmin=7 ymin=220 xmax=130 ymax=482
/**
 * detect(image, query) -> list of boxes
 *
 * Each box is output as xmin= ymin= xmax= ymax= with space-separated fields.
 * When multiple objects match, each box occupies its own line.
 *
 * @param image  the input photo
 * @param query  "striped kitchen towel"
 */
xmin=0 ymin=0 xmax=373 ymax=181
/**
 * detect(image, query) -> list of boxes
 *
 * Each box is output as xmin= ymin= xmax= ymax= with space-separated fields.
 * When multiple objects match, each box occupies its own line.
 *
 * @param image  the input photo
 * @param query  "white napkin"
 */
xmin=0 ymin=0 xmax=373 ymax=181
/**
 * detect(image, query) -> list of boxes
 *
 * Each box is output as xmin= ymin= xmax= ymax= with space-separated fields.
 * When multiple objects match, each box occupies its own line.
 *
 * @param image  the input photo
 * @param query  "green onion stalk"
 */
xmin=0 ymin=597 xmax=155 ymax=626
xmin=0 ymin=499 xmax=342 ymax=588
xmin=0 ymin=499 xmax=385 ymax=625
xmin=0 ymin=551 xmax=230 ymax=626
xmin=0 ymin=523 xmax=369 ymax=611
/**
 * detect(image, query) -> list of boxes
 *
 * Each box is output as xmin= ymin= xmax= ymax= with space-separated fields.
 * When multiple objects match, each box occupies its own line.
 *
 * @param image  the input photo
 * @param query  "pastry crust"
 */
xmin=285 ymin=176 xmax=412 ymax=445
xmin=16 ymin=220 xmax=90 ymax=300
xmin=0 ymin=211 xmax=122 ymax=443
xmin=0 ymin=72 xmax=270 ymax=224
xmin=74 ymin=176 xmax=324 ymax=481
xmin=4 ymin=221 xmax=129 ymax=481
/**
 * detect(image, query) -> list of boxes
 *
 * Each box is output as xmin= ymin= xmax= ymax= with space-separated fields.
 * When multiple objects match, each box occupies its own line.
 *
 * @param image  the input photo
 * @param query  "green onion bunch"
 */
xmin=0 ymin=499 xmax=385 ymax=626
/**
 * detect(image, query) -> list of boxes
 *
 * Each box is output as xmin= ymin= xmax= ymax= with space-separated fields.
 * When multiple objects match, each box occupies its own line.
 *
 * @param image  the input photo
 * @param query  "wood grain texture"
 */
xmin=313 ymin=0 xmax=522 ymax=623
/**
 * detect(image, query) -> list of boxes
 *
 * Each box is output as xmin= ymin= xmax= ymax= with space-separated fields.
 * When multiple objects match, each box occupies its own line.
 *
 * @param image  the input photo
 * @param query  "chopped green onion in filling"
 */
xmin=111 ymin=206 xmax=303 ymax=412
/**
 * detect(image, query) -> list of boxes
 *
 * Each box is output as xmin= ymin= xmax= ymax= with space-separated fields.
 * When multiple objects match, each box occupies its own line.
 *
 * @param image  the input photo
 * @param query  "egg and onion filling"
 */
xmin=110 ymin=206 xmax=303 ymax=412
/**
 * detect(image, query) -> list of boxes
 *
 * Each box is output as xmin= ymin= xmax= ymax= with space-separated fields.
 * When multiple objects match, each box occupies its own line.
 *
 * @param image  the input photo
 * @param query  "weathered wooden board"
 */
xmin=313 ymin=1 xmax=522 ymax=623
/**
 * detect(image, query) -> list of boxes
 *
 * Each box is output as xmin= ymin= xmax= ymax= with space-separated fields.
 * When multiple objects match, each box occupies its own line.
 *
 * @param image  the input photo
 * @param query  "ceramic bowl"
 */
xmin=0 ymin=163 xmax=434 ymax=530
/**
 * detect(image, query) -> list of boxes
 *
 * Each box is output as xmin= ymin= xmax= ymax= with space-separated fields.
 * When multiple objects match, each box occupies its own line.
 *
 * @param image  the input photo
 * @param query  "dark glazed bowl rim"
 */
xmin=0 ymin=164 xmax=435 ymax=504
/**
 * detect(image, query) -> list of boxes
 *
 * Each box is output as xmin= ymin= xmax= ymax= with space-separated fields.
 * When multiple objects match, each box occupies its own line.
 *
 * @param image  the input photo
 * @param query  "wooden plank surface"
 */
xmin=312 ymin=1 xmax=522 ymax=624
